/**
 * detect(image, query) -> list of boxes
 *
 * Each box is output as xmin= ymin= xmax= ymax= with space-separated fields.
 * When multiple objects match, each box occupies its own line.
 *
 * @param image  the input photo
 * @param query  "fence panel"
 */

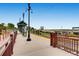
xmin=50 ymin=32 xmax=79 ymax=56
xmin=0 ymin=31 xmax=17 ymax=56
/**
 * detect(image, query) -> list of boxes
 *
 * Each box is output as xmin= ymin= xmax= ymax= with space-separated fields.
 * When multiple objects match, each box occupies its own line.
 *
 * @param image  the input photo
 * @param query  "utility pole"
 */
xmin=27 ymin=3 xmax=31 ymax=41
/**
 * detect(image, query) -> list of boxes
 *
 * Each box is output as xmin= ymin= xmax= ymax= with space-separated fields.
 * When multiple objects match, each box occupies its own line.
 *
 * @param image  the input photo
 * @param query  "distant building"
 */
xmin=40 ymin=26 xmax=44 ymax=30
xmin=44 ymin=27 xmax=79 ymax=35
xmin=72 ymin=27 xmax=79 ymax=35
xmin=72 ymin=27 xmax=79 ymax=30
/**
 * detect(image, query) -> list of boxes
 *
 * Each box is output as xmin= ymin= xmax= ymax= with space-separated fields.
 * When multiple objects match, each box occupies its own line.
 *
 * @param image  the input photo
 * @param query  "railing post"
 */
xmin=2 ymin=34 xmax=13 ymax=56
xmin=10 ymin=34 xmax=14 ymax=55
xmin=76 ymin=40 xmax=78 ymax=56
xmin=50 ymin=32 xmax=57 ymax=47
xmin=2 ymin=43 xmax=11 ymax=56
xmin=14 ymin=31 xmax=17 ymax=44
xmin=50 ymin=32 xmax=53 ymax=46
xmin=53 ymin=32 xmax=57 ymax=47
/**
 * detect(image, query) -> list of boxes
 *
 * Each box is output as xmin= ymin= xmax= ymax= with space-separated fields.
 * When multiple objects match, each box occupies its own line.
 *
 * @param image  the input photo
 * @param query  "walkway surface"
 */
xmin=13 ymin=33 xmax=75 ymax=56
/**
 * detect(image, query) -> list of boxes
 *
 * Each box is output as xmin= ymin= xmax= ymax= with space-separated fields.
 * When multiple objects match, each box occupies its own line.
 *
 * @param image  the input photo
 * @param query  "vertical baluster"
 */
xmin=71 ymin=39 xmax=73 ymax=53
xmin=10 ymin=34 xmax=14 ymax=55
xmin=70 ymin=39 xmax=72 ymax=53
xmin=63 ymin=38 xmax=65 ymax=50
xmin=57 ymin=36 xmax=59 ymax=47
xmin=61 ymin=37 xmax=62 ymax=48
xmin=74 ymin=40 xmax=75 ymax=52
xmin=64 ymin=37 xmax=67 ymax=51
xmin=50 ymin=33 xmax=53 ymax=46
xmin=59 ymin=37 xmax=60 ymax=48
xmin=76 ymin=40 xmax=78 ymax=56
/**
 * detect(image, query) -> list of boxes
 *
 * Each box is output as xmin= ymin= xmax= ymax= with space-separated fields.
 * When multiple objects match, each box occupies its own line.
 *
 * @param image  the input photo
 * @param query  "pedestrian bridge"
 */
xmin=0 ymin=31 xmax=74 ymax=56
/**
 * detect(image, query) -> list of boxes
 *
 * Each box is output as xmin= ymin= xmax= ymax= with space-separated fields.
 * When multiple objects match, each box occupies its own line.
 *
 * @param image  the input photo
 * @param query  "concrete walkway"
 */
xmin=13 ymin=33 xmax=74 ymax=56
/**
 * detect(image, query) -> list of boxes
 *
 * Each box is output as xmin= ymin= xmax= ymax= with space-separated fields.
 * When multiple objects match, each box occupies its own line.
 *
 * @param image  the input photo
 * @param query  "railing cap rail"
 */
xmin=0 ymin=37 xmax=10 ymax=48
xmin=57 ymin=36 xmax=79 ymax=40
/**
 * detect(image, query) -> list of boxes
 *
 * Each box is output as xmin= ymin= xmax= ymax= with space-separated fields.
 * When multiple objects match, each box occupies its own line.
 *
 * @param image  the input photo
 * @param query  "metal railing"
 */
xmin=50 ymin=32 xmax=79 ymax=56
xmin=0 ymin=31 xmax=17 ymax=56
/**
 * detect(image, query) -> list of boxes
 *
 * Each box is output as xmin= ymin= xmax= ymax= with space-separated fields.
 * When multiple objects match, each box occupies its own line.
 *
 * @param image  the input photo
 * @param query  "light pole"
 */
xmin=27 ymin=3 xmax=31 ymax=41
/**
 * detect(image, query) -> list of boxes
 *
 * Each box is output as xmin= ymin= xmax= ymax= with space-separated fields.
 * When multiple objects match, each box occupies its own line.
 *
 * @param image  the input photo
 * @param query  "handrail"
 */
xmin=57 ymin=36 xmax=79 ymax=40
xmin=50 ymin=32 xmax=79 ymax=56
xmin=0 ymin=37 xmax=10 ymax=48
xmin=0 ymin=37 xmax=11 ymax=56
xmin=0 ymin=31 xmax=17 ymax=56
xmin=0 ymin=32 xmax=14 ymax=49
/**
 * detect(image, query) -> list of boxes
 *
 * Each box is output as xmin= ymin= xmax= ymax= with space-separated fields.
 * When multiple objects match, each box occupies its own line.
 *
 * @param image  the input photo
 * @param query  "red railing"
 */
xmin=0 ymin=30 xmax=11 ymax=41
xmin=0 ymin=31 xmax=17 ymax=56
xmin=50 ymin=32 xmax=79 ymax=56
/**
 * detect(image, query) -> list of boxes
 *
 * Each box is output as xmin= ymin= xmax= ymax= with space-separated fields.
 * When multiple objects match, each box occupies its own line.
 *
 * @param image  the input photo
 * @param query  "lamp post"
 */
xmin=27 ymin=3 xmax=31 ymax=41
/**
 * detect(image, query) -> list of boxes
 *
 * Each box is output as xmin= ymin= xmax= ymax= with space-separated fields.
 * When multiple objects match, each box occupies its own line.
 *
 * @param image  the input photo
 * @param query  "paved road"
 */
xmin=13 ymin=33 xmax=74 ymax=56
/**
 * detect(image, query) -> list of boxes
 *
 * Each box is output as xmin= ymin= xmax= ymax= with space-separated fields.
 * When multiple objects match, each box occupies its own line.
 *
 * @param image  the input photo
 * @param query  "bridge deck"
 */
xmin=13 ymin=33 xmax=74 ymax=56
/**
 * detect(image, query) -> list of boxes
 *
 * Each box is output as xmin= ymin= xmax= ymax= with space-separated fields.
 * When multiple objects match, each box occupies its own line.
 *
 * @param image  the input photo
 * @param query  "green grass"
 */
xmin=31 ymin=31 xmax=50 ymax=38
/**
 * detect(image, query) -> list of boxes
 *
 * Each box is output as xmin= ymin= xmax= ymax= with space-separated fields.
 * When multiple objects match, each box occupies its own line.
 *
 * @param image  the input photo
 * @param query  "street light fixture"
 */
xmin=27 ymin=3 xmax=31 ymax=41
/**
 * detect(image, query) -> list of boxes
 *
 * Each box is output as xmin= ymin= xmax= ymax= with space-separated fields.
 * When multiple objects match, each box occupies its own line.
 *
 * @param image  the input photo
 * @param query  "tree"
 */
xmin=0 ymin=23 xmax=6 ymax=35
xmin=0 ymin=23 xmax=6 ymax=30
xmin=0 ymin=24 xmax=3 ymax=34
xmin=30 ymin=27 xmax=35 ymax=33
xmin=7 ymin=23 xmax=15 ymax=29
xmin=1 ymin=23 xmax=6 ymax=30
